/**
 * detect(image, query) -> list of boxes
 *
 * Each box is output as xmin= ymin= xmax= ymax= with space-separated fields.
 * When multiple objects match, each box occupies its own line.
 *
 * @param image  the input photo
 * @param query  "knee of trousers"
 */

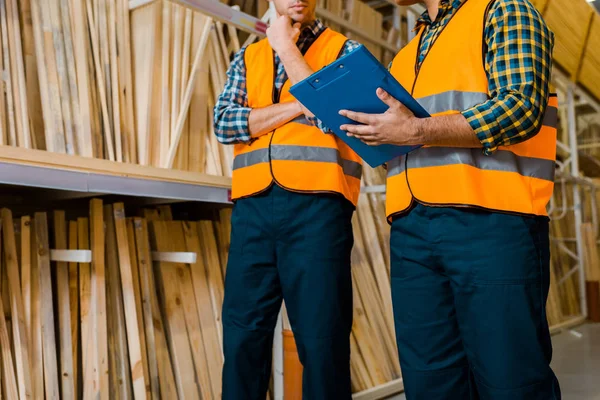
xmin=473 ymin=373 xmax=561 ymax=400
xmin=293 ymin=332 xmax=351 ymax=367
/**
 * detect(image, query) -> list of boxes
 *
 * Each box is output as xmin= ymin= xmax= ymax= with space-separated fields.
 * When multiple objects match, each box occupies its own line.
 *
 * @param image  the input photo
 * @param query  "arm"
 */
xmin=213 ymin=46 xmax=305 ymax=144
xmin=339 ymin=0 xmax=554 ymax=149
xmin=460 ymin=0 xmax=555 ymax=155
xmin=248 ymin=101 xmax=303 ymax=138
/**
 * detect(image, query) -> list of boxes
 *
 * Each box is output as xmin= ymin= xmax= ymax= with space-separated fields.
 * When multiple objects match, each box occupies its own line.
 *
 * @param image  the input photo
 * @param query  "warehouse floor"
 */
xmin=387 ymin=323 xmax=600 ymax=400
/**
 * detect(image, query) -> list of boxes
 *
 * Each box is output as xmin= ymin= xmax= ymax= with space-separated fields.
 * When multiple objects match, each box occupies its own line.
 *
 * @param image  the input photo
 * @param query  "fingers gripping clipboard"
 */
xmin=289 ymin=44 xmax=429 ymax=168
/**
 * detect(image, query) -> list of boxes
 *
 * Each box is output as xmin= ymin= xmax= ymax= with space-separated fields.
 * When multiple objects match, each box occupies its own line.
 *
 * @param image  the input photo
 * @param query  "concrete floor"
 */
xmin=387 ymin=323 xmax=600 ymax=400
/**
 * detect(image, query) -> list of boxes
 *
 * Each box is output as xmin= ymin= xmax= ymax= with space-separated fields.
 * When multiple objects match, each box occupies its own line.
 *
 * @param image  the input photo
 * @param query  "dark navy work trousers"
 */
xmin=390 ymin=203 xmax=561 ymax=400
xmin=221 ymin=184 xmax=355 ymax=400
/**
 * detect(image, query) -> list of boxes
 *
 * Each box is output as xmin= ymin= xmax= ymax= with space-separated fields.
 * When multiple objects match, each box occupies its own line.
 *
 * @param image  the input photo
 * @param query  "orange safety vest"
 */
xmin=386 ymin=0 xmax=557 ymax=220
xmin=231 ymin=28 xmax=363 ymax=206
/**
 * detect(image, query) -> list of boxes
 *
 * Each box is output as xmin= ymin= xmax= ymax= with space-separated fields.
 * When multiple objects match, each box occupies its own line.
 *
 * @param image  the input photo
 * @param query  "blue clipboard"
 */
xmin=289 ymin=44 xmax=429 ymax=168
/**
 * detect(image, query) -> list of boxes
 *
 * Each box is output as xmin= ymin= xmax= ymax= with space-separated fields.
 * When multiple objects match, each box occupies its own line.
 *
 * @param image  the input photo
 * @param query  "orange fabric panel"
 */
xmin=231 ymin=163 xmax=273 ymax=199
xmin=271 ymin=160 xmax=361 ymax=205
xmin=385 ymin=173 xmax=413 ymax=218
xmin=408 ymin=165 xmax=552 ymax=216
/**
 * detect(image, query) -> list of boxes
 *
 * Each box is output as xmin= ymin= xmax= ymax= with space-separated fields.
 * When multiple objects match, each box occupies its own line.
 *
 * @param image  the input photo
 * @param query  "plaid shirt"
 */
xmin=413 ymin=0 xmax=555 ymax=155
xmin=213 ymin=19 xmax=360 ymax=144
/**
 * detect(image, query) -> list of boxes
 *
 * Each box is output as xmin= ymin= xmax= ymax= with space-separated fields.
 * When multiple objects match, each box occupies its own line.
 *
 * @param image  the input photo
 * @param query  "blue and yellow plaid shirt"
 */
xmin=413 ymin=0 xmax=554 ymax=155
xmin=213 ymin=20 xmax=360 ymax=144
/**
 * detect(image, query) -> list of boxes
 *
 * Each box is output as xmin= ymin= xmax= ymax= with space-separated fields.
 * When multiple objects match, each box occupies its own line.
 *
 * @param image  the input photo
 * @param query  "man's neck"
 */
xmin=422 ymin=0 xmax=441 ymax=21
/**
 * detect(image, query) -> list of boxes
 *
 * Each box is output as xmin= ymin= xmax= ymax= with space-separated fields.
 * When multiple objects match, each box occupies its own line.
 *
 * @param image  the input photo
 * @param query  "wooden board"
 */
xmin=90 ymin=199 xmax=109 ymax=400
xmin=1 ymin=208 xmax=33 ymax=399
xmin=53 ymin=210 xmax=76 ymax=399
xmin=34 ymin=212 xmax=60 ymax=400
xmin=133 ymin=218 xmax=177 ymax=399
xmin=113 ymin=203 xmax=148 ymax=399
xmin=103 ymin=204 xmax=132 ymax=399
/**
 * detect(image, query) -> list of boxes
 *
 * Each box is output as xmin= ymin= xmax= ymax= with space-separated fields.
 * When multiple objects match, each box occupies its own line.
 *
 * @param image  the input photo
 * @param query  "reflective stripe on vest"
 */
xmin=233 ymin=145 xmax=363 ymax=180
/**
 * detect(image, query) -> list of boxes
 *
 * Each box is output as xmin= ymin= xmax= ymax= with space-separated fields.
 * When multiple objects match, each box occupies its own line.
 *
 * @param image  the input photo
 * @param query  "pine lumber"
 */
xmin=30 ymin=217 xmax=44 ymax=400
xmin=90 ymin=199 xmax=109 ymax=400
xmin=125 ymin=219 xmax=151 ymax=399
xmin=70 ymin=0 xmax=94 ymax=157
xmin=198 ymin=220 xmax=225 ymax=348
xmin=68 ymin=220 xmax=80 ymax=398
xmin=1 ymin=209 xmax=33 ymax=400
xmin=159 ymin=1 xmax=172 ymax=168
xmin=113 ymin=203 xmax=148 ymax=399
xmin=34 ymin=212 xmax=60 ymax=400
xmin=183 ymin=221 xmax=223 ymax=398
xmin=6 ymin=0 xmax=31 ymax=149
xmin=78 ymin=217 xmax=95 ymax=400
xmin=149 ymin=220 xmax=201 ymax=399
xmin=103 ymin=204 xmax=132 ymax=399
xmin=53 ymin=210 xmax=76 ymax=399
xmin=0 ymin=292 xmax=18 ymax=400
xmin=133 ymin=218 xmax=177 ymax=399
xmin=0 ymin=0 xmax=17 ymax=147
xmin=20 ymin=217 xmax=31 ymax=344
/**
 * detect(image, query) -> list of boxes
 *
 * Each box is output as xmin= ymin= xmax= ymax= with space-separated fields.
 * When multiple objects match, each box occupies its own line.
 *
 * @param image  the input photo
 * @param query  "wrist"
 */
xmin=277 ymin=42 xmax=299 ymax=60
xmin=411 ymin=117 xmax=427 ymax=145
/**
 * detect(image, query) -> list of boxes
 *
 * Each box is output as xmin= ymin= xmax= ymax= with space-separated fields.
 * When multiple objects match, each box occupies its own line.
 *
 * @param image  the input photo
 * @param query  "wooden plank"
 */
xmin=0 ymin=0 xmax=17 ymax=147
xmin=133 ymin=218 xmax=177 ymax=399
xmin=164 ymin=17 xmax=213 ymax=169
xmin=121 ymin=0 xmax=137 ymax=164
xmin=34 ymin=212 xmax=60 ymax=400
xmin=126 ymin=219 xmax=151 ymax=399
xmin=183 ymin=221 xmax=223 ymax=398
xmin=0 ymin=5 xmax=7 ymax=146
xmin=1 ymin=209 xmax=33 ymax=399
xmin=68 ymin=220 xmax=80 ymax=398
xmin=108 ymin=0 xmax=123 ymax=162
xmin=33 ymin=0 xmax=66 ymax=153
xmin=131 ymin=2 xmax=158 ymax=166
xmin=149 ymin=220 xmax=201 ymax=399
xmin=103 ymin=204 xmax=131 ymax=399
xmin=86 ymin=0 xmax=115 ymax=161
xmin=48 ymin=0 xmax=77 ymax=155
xmin=113 ymin=203 xmax=148 ymax=399
xmin=78 ymin=217 xmax=95 ymax=400
xmin=171 ymin=5 xmax=184 ymax=142
xmin=69 ymin=0 xmax=94 ymax=157
xmin=0 ymin=292 xmax=19 ymax=399
xmin=157 ymin=205 xmax=173 ymax=221
xmin=197 ymin=220 xmax=225 ymax=348
xmin=159 ymin=0 xmax=172 ymax=167
xmin=6 ymin=0 xmax=32 ymax=148
xmin=90 ymin=199 xmax=109 ymax=400
xmin=30 ymin=216 xmax=44 ymax=400
xmin=20 ymin=217 xmax=32 ymax=342
xmin=53 ymin=210 xmax=76 ymax=399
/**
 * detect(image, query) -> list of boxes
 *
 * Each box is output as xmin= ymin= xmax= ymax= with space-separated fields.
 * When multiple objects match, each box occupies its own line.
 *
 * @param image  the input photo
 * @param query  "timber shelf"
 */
xmin=0 ymin=146 xmax=232 ymax=205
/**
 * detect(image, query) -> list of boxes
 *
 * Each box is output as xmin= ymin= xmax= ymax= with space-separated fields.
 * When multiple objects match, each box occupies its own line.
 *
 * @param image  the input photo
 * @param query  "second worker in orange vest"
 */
xmin=339 ymin=0 xmax=561 ymax=399
xmin=213 ymin=0 xmax=362 ymax=398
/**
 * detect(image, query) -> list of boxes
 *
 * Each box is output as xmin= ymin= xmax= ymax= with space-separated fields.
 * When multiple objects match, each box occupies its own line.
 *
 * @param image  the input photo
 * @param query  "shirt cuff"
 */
xmin=461 ymin=105 xmax=502 ymax=155
xmin=215 ymin=107 xmax=253 ymax=144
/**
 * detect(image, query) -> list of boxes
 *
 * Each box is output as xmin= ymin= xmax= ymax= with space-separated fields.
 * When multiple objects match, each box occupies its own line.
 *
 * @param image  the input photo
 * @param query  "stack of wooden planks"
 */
xmin=0 ymin=0 xmax=236 ymax=175
xmin=0 ymin=200 xmax=230 ymax=399
xmin=0 ymin=192 xmax=406 ymax=398
xmin=349 ymin=165 xmax=401 ymax=393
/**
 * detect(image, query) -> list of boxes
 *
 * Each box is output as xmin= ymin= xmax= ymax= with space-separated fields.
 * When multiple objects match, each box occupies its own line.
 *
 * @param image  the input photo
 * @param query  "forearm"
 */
xmin=277 ymin=45 xmax=317 ymax=118
xmin=249 ymin=101 xmax=303 ymax=138
xmin=415 ymin=114 xmax=482 ymax=148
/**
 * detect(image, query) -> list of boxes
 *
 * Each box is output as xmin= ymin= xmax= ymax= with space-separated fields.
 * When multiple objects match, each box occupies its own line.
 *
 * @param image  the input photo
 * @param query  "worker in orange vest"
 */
xmin=213 ymin=0 xmax=362 ymax=397
xmin=339 ymin=0 xmax=561 ymax=399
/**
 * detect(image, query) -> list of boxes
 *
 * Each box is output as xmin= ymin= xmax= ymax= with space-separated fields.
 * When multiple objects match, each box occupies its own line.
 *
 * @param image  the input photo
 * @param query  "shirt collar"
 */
xmin=413 ymin=0 xmax=465 ymax=32
xmin=299 ymin=18 xmax=326 ymax=40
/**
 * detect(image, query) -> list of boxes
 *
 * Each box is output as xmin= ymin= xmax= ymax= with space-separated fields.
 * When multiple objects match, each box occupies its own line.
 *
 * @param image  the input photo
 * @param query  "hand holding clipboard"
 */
xmin=289 ymin=44 xmax=429 ymax=168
